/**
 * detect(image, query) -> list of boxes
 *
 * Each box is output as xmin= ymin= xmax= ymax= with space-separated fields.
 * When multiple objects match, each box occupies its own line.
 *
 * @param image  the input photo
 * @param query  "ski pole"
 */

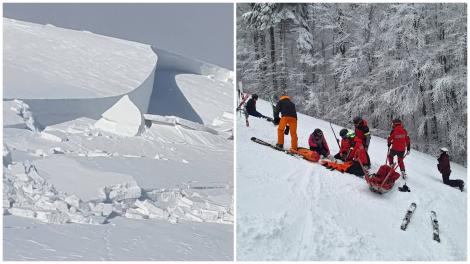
xmin=330 ymin=122 xmax=341 ymax=148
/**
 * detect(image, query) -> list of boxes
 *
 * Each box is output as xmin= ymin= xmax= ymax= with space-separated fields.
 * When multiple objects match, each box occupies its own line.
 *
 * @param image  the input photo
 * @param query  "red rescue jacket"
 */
xmin=354 ymin=120 xmax=370 ymax=146
xmin=388 ymin=124 xmax=410 ymax=152
xmin=346 ymin=137 xmax=369 ymax=165
xmin=339 ymin=138 xmax=350 ymax=156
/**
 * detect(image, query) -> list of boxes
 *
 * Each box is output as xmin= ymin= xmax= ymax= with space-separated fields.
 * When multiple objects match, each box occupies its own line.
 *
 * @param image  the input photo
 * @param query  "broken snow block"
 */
xmin=34 ymin=199 xmax=58 ymax=211
xmin=98 ymin=186 xmax=110 ymax=202
xmin=108 ymin=182 xmax=141 ymax=202
xmin=185 ymin=212 xmax=203 ymax=222
xmin=135 ymin=199 xmax=169 ymax=219
xmin=90 ymin=202 xmax=113 ymax=216
xmin=10 ymin=163 xmax=26 ymax=176
xmin=200 ymin=209 xmax=220 ymax=222
xmin=67 ymin=212 xmax=89 ymax=224
xmin=222 ymin=212 xmax=234 ymax=223
xmin=94 ymin=95 xmax=145 ymax=137
xmin=9 ymin=207 xmax=36 ymax=219
xmin=54 ymin=200 xmax=69 ymax=212
xmin=3 ymin=144 xmax=12 ymax=167
xmin=88 ymin=215 xmax=107 ymax=225
xmin=64 ymin=195 xmax=81 ymax=209
xmin=177 ymin=196 xmax=194 ymax=208
xmin=124 ymin=208 xmax=148 ymax=220
xmin=36 ymin=211 xmax=69 ymax=224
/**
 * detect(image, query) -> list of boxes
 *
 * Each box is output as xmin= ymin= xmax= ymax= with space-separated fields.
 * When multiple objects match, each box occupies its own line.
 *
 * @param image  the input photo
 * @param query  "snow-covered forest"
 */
xmin=237 ymin=3 xmax=467 ymax=165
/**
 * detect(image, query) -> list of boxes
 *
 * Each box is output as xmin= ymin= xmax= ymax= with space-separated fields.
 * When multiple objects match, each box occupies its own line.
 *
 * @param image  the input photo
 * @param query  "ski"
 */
xmin=431 ymin=211 xmax=440 ymax=243
xmin=400 ymin=202 xmax=417 ymax=230
xmin=251 ymin=137 xmax=294 ymax=155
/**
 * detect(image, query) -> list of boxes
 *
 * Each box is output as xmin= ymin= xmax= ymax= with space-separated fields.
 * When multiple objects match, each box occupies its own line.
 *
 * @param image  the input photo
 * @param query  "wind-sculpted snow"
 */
xmin=237 ymin=99 xmax=466 ymax=261
xmin=4 ymin=18 xmax=157 ymax=99
xmin=4 ymin=18 xmax=157 ymax=128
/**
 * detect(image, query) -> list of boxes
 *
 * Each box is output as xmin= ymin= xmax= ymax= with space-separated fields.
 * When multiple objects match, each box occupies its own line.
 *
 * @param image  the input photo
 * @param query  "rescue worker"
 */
xmin=387 ymin=118 xmax=411 ymax=178
xmin=274 ymin=94 xmax=298 ymax=151
xmin=353 ymin=116 xmax=371 ymax=151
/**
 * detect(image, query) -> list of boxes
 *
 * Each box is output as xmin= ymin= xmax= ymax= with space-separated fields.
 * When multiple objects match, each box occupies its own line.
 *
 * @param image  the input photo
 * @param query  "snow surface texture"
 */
xmin=4 ymin=19 xmax=233 ymax=260
xmin=237 ymin=100 xmax=466 ymax=261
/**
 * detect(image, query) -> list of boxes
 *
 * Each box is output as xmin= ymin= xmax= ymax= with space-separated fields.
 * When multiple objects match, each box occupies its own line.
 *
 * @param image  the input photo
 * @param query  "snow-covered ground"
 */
xmin=237 ymin=99 xmax=466 ymax=261
xmin=3 ymin=18 xmax=233 ymax=261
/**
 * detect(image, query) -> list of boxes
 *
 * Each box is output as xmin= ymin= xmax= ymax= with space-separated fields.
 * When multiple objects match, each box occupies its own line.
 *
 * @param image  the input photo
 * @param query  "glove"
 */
xmin=284 ymin=125 xmax=290 ymax=135
xmin=273 ymin=117 xmax=280 ymax=125
xmin=387 ymin=143 xmax=391 ymax=148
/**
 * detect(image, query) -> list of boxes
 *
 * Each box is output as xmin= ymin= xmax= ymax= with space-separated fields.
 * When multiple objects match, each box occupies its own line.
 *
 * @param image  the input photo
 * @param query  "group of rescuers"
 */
xmin=242 ymin=93 xmax=464 ymax=192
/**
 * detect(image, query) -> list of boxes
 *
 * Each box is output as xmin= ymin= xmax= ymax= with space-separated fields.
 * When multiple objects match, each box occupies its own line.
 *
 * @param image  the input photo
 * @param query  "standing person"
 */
xmin=387 ymin=118 xmax=410 ymax=178
xmin=438 ymin=147 xmax=464 ymax=191
xmin=274 ymin=94 xmax=298 ymax=151
xmin=353 ymin=116 xmax=371 ymax=151
xmin=334 ymin=128 xmax=351 ymax=161
xmin=245 ymin=94 xmax=272 ymax=121
xmin=308 ymin=129 xmax=331 ymax=158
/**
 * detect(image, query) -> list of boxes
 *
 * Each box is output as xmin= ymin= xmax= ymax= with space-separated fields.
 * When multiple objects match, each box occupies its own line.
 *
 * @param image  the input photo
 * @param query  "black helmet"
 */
xmin=313 ymin=128 xmax=323 ymax=137
xmin=252 ymin=94 xmax=258 ymax=100
xmin=339 ymin=128 xmax=348 ymax=138
xmin=392 ymin=118 xmax=401 ymax=124
xmin=353 ymin=116 xmax=362 ymax=124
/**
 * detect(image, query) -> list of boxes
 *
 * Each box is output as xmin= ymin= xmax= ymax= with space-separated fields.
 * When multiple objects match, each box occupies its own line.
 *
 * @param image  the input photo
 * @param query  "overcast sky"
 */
xmin=4 ymin=3 xmax=234 ymax=69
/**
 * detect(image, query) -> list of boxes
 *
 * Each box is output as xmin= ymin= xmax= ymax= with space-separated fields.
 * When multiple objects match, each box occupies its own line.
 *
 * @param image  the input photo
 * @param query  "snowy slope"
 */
xmin=237 ymin=99 xmax=466 ymax=261
xmin=3 ymin=19 xmax=233 ymax=261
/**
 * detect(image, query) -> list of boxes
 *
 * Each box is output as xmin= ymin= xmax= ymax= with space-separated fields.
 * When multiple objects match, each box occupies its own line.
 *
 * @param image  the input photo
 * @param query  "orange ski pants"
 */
xmin=277 ymin=116 xmax=298 ymax=150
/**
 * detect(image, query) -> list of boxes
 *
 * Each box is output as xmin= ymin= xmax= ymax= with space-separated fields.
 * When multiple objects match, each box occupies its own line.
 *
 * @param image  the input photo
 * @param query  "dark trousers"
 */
xmin=346 ymin=161 xmax=365 ymax=177
xmin=334 ymin=153 xmax=346 ymax=161
xmin=442 ymin=172 xmax=463 ymax=188
xmin=310 ymin=146 xmax=328 ymax=157
xmin=388 ymin=149 xmax=405 ymax=171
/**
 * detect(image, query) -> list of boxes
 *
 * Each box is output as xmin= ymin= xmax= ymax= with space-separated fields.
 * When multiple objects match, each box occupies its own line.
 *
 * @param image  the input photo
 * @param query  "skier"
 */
xmin=334 ymin=128 xmax=351 ymax=161
xmin=245 ymin=94 xmax=272 ymax=121
xmin=345 ymin=131 xmax=370 ymax=176
xmin=387 ymin=118 xmax=410 ymax=178
xmin=308 ymin=128 xmax=331 ymax=158
xmin=437 ymin=147 xmax=464 ymax=191
xmin=353 ymin=116 xmax=371 ymax=151
xmin=274 ymin=94 xmax=298 ymax=151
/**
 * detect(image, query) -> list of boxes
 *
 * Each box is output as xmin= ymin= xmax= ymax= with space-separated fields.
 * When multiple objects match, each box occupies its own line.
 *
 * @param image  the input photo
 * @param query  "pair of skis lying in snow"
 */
xmin=400 ymin=203 xmax=440 ymax=243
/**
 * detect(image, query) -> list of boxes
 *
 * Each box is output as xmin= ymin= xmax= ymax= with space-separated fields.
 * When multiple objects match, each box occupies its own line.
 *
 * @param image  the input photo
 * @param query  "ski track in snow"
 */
xmin=237 ymin=99 xmax=466 ymax=261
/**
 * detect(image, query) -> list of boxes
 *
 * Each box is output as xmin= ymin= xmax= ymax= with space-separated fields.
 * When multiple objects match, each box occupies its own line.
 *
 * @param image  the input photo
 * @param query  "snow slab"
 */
xmin=4 ymin=18 xmax=157 ymax=99
xmin=237 ymin=99 xmax=466 ymax=261
xmin=95 ymin=95 xmax=145 ymax=137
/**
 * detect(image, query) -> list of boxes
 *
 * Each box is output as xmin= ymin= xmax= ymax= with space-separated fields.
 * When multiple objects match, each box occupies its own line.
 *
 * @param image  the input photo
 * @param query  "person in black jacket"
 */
xmin=437 ymin=147 xmax=464 ymax=191
xmin=274 ymin=95 xmax=298 ymax=150
xmin=245 ymin=94 xmax=272 ymax=121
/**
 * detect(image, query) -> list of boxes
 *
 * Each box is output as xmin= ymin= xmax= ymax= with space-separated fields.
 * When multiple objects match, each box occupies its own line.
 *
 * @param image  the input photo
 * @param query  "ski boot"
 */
xmin=275 ymin=144 xmax=283 ymax=150
xmin=459 ymin=181 xmax=465 ymax=192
